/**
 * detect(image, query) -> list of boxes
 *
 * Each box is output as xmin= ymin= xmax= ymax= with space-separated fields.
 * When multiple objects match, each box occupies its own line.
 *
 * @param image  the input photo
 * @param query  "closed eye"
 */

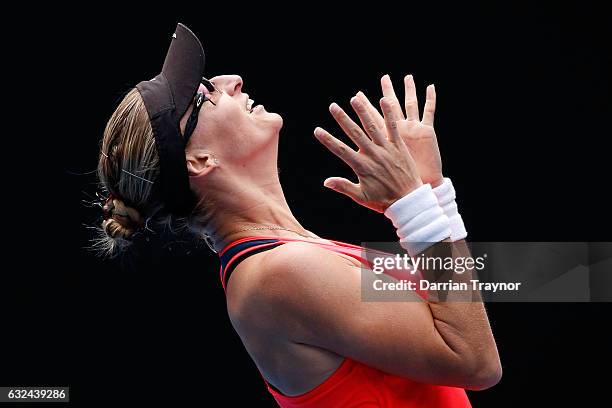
xmin=203 ymin=93 xmax=217 ymax=106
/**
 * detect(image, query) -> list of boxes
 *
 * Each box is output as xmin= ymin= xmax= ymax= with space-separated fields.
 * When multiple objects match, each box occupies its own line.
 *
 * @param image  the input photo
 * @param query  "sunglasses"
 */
xmin=183 ymin=77 xmax=222 ymax=144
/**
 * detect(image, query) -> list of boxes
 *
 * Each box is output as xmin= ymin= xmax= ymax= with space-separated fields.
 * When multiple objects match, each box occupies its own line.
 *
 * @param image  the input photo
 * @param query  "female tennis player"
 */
xmin=97 ymin=24 xmax=501 ymax=407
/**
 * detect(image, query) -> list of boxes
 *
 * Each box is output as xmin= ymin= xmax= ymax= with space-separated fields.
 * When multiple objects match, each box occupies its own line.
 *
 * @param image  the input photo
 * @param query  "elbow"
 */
xmin=462 ymin=357 xmax=503 ymax=391
xmin=429 ymin=350 xmax=502 ymax=391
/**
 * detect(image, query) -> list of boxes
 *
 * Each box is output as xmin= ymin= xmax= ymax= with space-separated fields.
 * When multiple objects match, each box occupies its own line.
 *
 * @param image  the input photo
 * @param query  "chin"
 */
xmin=261 ymin=110 xmax=283 ymax=131
xmin=247 ymin=107 xmax=284 ymax=136
xmin=270 ymin=112 xmax=283 ymax=128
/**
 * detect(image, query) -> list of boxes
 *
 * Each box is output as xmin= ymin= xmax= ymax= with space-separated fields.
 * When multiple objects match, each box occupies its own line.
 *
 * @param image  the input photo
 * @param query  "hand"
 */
xmin=355 ymin=75 xmax=444 ymax=187
xmin=314 ymin=95 xmax=422 ymax=213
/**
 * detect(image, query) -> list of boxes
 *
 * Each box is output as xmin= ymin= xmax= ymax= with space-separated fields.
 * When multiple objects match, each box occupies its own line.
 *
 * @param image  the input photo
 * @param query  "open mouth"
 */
xmin=246 ymin=96 xmax=256 ymax=113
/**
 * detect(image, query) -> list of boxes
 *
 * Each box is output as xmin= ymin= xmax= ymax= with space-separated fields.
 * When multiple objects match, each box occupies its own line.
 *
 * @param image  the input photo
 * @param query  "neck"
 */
xmin=203 ymin=173 xmax=316 ymax=253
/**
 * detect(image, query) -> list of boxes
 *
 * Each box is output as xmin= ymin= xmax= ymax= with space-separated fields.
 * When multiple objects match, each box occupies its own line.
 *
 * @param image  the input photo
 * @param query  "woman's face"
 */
xmin=181 ymin=74 xmax=283 ymax=161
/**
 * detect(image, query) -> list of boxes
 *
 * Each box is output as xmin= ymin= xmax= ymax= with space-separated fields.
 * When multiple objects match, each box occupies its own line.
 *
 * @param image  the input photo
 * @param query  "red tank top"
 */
xmin=219 ymin=236 xmax=472 ymax=408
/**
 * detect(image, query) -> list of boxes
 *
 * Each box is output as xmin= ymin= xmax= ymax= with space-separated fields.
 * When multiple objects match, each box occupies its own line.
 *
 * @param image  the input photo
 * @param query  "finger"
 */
xmin=328 ymin=103 xmax=373 ymax=151
xmin=380 ymin=74 xmax=405 ymax=121
xmin=403 ymin=74 xmax=420 ymax=121
xmin=313 ymin=127 xmax=361 ymax=169
xmin=380 ymin=97 xmax=402 ymax=145
xmin=422 ymin=84 xmax=436 ymax=126
xmin=356 ymin=91 xmax=385 ymax=130
xmin=323 ymin=177 xmax=362 ymax=201
xmin=350 ymin=96 xmax=387 ymax=146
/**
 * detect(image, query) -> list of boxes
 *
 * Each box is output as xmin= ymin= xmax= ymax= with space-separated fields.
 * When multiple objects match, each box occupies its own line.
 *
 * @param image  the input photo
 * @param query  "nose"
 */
xmin=209 ymin=74 xmax=243 ymax=95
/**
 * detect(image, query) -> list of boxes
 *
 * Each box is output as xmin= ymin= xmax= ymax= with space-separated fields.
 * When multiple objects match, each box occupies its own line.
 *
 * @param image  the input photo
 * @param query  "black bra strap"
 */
xmin=220 ymin=239 xmax=283 ymax=289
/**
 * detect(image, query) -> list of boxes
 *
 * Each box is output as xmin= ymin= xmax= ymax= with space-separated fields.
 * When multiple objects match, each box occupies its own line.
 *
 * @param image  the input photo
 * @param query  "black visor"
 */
xmin=135 ymin=23 xmax=205 ymax=216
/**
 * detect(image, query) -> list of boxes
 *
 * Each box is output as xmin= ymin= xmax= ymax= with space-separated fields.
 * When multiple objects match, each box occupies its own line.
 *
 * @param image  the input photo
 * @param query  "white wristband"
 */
xmin=384 ymin=184 xmax=452 ymax=256
xmin=432 ymin=178 xmax=468 ymax=241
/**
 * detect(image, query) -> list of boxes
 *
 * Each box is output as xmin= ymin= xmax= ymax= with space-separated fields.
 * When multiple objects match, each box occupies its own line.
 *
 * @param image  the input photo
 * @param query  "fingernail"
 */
xmin=324 ymin=180 xmax=335 ymax=189
xmin=329 ymin=103 xmax=339 ymax=113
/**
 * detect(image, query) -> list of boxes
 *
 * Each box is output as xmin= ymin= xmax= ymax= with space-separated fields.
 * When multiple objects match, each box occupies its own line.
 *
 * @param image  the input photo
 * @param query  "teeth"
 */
xmin=247 ymin=98 xmax=254 ymax=112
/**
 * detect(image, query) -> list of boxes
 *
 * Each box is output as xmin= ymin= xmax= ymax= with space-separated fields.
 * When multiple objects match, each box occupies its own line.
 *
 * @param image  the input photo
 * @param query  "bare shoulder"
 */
xmin=264 ymin=241 xmax=357 ymax=276
xmin=257 ymin=241 xmax=360 ymax=292
xmin=228 ymin=241 xmax=354 ymax=303
xmin=226 ymin=241 xmax=358 ymax=334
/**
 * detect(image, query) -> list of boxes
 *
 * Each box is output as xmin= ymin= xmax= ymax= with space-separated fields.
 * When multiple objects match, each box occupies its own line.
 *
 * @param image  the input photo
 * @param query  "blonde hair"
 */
xmin=95 ymin=88 xmax=210 ymax=256
xmin=93 ymin=88 xmax=163 ymax=256
xmin=93 ymin=88 xmax=159 ymax=255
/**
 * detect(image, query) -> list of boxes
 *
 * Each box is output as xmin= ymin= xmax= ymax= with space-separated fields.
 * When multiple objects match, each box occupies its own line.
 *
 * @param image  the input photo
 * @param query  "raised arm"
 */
xmin=241 ymin=89 xmax=501 ymax=390
xmin=253 ymin=240 xmax=501 ymax=390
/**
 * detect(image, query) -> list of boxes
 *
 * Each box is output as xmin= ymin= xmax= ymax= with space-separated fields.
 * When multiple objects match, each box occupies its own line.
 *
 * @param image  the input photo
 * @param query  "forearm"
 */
xmin=422 ymin=239 xmax=501 ymax=390
xmin=384 ymin=182 xmax=501 ymax=389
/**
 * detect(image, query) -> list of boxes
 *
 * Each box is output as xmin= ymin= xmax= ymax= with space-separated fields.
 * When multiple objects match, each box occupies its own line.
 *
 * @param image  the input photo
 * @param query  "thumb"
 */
xmin=324 ymin=177 xmax=361 ymax=200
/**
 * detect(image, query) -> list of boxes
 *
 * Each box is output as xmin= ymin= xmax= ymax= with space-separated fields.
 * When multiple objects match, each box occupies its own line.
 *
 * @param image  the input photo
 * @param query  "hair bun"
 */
xmin=102 ymin=197 xmax=144 ymax=240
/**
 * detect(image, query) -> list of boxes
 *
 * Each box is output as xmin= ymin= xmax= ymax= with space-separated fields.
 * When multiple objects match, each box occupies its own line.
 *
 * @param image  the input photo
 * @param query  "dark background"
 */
xmin=2 ymin=3 xmax=610 ymax=406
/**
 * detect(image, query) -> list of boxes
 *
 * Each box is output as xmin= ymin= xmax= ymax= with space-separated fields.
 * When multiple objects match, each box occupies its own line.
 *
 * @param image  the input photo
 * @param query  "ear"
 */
xmin=186 ymin=149 xmax=219 ymax=177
